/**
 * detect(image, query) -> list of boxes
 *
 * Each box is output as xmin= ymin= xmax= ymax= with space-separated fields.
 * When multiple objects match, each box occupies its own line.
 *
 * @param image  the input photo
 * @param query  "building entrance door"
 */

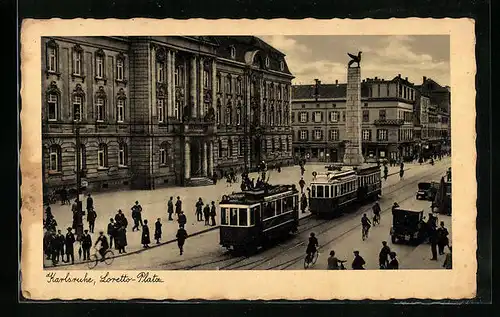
xmin=190 ymin=139 xmax=202 ymax=177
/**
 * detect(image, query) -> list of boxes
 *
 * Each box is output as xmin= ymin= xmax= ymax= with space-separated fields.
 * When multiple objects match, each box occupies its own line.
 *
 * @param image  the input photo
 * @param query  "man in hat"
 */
xmin=178 ymin=211 xmax=187 ymax=229
xmin=176 ymin=226 xmax=188 ymax=255
xmin=210 ymin=201 xmax=217 ymax=226
xmin=86 ymin=193 xmax=94 ymax=216
xmin=94 ymin=230 xmax=109 ymax=261
xmin=378 ymin=241 xmax=391 ymax=269
xmin=107 ymin=218 xmax=116 ymax=249
xmin=175 ymin=196 xmax=182 ymax=218
xmin=195 ymin=198 xmax=204 ymax=222
xmin=203 ymin=203 xmax=210 ymax=226
xmin=167 ymin=197 xmax=174 ymax=221
xmin=387 ymin=252 xmax=399 ymax=269
xmin=81 ymin=229 xmax=92 ymax=260
xmin=351 ymin=251 xmax=366 ymax=270
xmin=64 ymin=227 xmax=76 ymax=264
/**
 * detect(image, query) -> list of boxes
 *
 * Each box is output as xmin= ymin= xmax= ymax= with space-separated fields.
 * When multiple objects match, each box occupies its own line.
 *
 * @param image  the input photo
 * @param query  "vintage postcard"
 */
xmin=20 ymin=18 xmax=476 ymax=300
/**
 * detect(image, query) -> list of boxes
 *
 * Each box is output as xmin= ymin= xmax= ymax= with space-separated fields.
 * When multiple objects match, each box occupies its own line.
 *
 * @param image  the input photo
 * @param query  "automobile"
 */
xmin=390 ymin=207 xmax=427 ymax=245
xmin=416 ymin=182 xmax=439 ymax=201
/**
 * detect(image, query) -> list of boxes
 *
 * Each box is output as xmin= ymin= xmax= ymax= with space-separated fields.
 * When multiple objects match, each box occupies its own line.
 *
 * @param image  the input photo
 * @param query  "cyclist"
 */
xmin=327 ymin=250 xmax=346 ymax=270
xmin=372 ymin=201 xmax=381 ymax=224
xmin=361 ymin=214 xmax=371 ymax=239
xmin=94 ymin=231 xmax=109 ymax=262
xmin=306 ymin=233 xmax=319 ymax=262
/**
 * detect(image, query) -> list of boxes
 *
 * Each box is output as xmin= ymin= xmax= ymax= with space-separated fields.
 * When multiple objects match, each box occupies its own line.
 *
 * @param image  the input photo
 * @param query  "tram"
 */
xmin=308 ymin=164 xmax=382 ymax=217
xmin=219 ymin=183 xmax=300 ymax=252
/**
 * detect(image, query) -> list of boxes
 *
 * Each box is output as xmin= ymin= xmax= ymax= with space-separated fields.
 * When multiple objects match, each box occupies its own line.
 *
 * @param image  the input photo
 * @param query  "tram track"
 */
xmin=178 ymin=164 xmax=448 ymax=271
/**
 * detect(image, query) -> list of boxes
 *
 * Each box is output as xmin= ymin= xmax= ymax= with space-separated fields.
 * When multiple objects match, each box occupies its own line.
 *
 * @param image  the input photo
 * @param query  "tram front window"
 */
xmin=250 ymin=206 xmax=258 ymax=225
xmin=239 ymin=208 xmax=248 ymax=226
xmin=230 ymin=208 xmax=238 ymax=226
xmin=221 ymin=208 xmax=228 ymax=225
xmin=317 ymin=185 xmax=324 ymax=198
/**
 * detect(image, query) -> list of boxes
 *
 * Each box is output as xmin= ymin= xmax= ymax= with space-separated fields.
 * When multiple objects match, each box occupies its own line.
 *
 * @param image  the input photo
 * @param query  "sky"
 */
xmin=259 ymin=35 xmax=450 ymax=87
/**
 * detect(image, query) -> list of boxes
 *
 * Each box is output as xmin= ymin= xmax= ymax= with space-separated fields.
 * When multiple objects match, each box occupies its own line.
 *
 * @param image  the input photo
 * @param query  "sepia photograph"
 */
xmin=20 ymin=18 xmax=475 ymax=300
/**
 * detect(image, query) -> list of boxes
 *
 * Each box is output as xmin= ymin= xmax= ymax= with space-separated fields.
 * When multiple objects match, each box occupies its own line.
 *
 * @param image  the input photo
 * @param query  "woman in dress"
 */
xmin=141 ymin=219 xmax=151 ymax=248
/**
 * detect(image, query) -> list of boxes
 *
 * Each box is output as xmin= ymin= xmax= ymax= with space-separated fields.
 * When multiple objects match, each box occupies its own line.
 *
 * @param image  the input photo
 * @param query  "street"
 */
xmin=48 ymin=157 xmax=451 ymax=270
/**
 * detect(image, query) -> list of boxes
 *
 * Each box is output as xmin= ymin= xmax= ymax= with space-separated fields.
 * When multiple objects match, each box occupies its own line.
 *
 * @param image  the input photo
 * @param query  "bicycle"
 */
xmin=373 ymin=214 xmax=380 ymax=226
xmin=304 ymin=250 xmax=319 ymax=269
xmin=362 ymin=225 xmax=370 ymax=241
xmin=87 ymin=247 xmax=115 ymax=269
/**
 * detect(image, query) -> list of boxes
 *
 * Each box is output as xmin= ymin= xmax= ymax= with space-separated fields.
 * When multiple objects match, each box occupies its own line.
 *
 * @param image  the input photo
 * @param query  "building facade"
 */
xmin=291 ymin=75 xmax=416 ymax=163
xmin=42 ymin=36 xmax=294 ymax=192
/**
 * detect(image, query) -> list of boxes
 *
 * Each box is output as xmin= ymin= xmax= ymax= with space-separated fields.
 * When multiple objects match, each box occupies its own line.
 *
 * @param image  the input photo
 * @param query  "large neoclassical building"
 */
xmin=41 ymin=36 xmax=294 ymax=192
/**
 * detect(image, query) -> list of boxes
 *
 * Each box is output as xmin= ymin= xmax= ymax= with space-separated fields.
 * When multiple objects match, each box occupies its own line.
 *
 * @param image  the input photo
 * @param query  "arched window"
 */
xmin=236 ymin=77 xmax=242 ymax=95
xmin=116 ymin=53 xmax=125 ymax=81
xmin=116 ymin=88 xmax=126 ymax=123
xmin=72 ymin=84 xmax=85 ymax=122
xmin=118 ymin=143 xmax=128 ymax=167
xmin=72 ymin=44 xmax=84 ymax=76
xmin=95 ymin=86 xmax=107 ymax=122
xmin=225 ymin=75 xmax=232 ymax=94
xmin=280 ymin=60 xmax=284 ymax=71
xmin=236 ymin=106 xmax=242 ymax=125
xmin=48 ymin=145 xmax=62 ymax=173
xmin=269 ymin=106 xmax=275 ymax=126
xmin=226 ymin=103 xmax=232 ymax=125
xmin=265 ymin=56 xmax=270 ymax=68
xmin=228 ymin=139 xmax=233 ymax=157
xmin=97 ymin=143 xmax=108 ymax=168
xmin=159 ymin=142 xmax=173 ymax=168
xmin=75 ymin=144 xmax=86 ymax=171
xmin=230 ymin=46 xmax=236 ymax=59
xmin=216 ymin=73 xmax=222 ymax=93
xmin=46 ymin=81 xmax=61 ymax=122
xmin=216 ymin=99 xmax=222 ymax=125
xmin=218 ymin=139 xmax=223 ymax=158
xmin=95 ymin=49 xmax=106 ymax=79
xmin=46 ymin=39 xmax=59 ymax=73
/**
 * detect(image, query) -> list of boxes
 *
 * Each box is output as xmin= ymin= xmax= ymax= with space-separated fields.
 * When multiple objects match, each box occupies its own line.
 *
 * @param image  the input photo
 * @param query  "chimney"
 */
xmin=423 ymin=76 xmax=427 ymax=83
xmin=335 ymin=79 xmax=338 ymax=85
xmin=398 ymin=74 xmax=401 ymax=78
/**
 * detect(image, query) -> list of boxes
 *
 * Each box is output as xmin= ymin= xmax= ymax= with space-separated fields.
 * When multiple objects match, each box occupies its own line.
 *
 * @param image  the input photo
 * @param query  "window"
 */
xmin=174 ymin=100 xmax=180 ymax=120
xmin=239 ymin=208 xmax=248 ymax=226
xmin=228 ymin=139 xmax=233 ymax=157
xmin=157 ymin=62 xmax=164 ymax=83
xmin=48 ymin=145 xmax=61 ymax=172
xmin=225 ymin=76 xmax=232 ymax=93
xmin=362 ymin=110 xmax=370 ymax=122
xmin=158 ymin=99 xmax=165 ymax=123
xmin=276 ymin=199 xmax=282 ymax=215
xmin=73 ymin=96 xmax=82 ymax=122
xmin=330 ymin=129 xmax=339 ymax=141
xmin=218 ymin=140 xmax=223 ymax=157
xmin=330 ymin=111 xmax=339 ymax=122
xmin=117 ymin=99 xmax=125 ymax=122
xmin=278 ymin=87 xmax=282 ymax=100
xmin=269 ymin=108 xmax=274 ymax=126
xmin=362 ymin=129 xmax=371 ymax=141
xmin=265 ymin=57 xmax=270 ymax=67
xmin=73 ymin=50 xmax=82 ymax=75
xmin=379 ymin=109 xmax=386 ymax=120
xmin=314 ymin=130 xmax=322 ymax=140
xmin=116 ymin=58 xmax=124 ymax=81
xmin=221 ymin=208 xmax=228 ymax=225
xmin=313 ymin=111 xmax=322 ymax=123
xmin=216 ymin=104 xmax=221 ymax=124
xmin=48 ymin=46 xmax=57 ymax=72
xmin=377 ymin=129 xmax=388 ymax=141
xmin=286 ymin=137 xmax=289 ymax=152
xmin=230 ymin=46 xmax=236 ymax=59
xmin=97 ymin=144 xmax=108 ymax=168
xmin=174 ymin=67 xmax=179 ymax=86
xmin=236 ymin=107 xmax=241 ymax=125
xmin=342 ymin=111 xmax=346 ymax=121
xmin=230 ymin=208 xmax=238 ymax=226
xmin=325 ymin=186 xmax=330 ymax=198
xmin=96 ymin=54 xmax=104 ymax=78
xmin=216 ymin=74 xmax=221 ymax=92
xmin=47 ymin=94 xmax=58 ymax=121
xmin=96 ymin=98 xmax=105 ymax=122
xmin=236 ymin=78 xmax=242 ymax=95
xmin=159 ymin=147 xmax=166 ymax=165
xmin=203 ymin=69 xmax=210 ymax=89
xmin=291 ymin=112 xmax=295 ymax=123
xmin=300 ymin=112 xmax=307 ymax=123
xmin=250 ymin=206 xmax=259 ymax=225
xmin=226 ymin=105 xmax=232 ymax=125
xmin=317 ymin=186 xmax=324 ymax=198
xmin=75 ymin=144 xmax=86 ymax=171
xmin=280 ymin=61 xmax=284 ymax=71
xmin=118 ymin=143 xmax=127 ymax=167
xmin=300 ymin=130 xmax=307 ymax=140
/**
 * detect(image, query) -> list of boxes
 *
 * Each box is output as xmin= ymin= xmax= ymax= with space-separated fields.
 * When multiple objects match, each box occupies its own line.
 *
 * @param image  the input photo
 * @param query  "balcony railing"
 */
xmin=373 ymin=119 xmax=404 ymax=126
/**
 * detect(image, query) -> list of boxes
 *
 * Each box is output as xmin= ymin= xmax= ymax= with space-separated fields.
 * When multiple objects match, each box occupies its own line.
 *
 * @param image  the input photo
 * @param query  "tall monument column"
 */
xmin=342 ymin=51 xmax=364 ymax=166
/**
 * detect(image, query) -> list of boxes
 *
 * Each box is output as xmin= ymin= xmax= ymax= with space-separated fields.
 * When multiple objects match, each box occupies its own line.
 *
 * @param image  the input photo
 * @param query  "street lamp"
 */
xmin=73 ymin=119 xmax=83 ymax=241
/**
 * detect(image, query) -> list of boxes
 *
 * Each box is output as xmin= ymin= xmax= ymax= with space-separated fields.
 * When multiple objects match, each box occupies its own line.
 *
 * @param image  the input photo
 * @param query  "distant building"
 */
xmin=42 ymin=36 xmax=294 ymax=192
xmin=291 ymin=74 xmax=416 ymax=163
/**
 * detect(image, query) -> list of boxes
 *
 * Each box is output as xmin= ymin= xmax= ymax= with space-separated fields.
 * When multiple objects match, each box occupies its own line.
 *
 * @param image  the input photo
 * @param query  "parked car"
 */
xmin=390 ymin=207 xmax=427 ymax=245
xmin=416 ymin=181 xmax=439 ymax=201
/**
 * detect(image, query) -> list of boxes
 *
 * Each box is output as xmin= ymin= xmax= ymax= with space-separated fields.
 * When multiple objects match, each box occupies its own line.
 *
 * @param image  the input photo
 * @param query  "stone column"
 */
xmin=202 ymin=142 xmax=208 ymax=176
xmin=199 ymin=57 xmax=205 ymax=118
xmin=171 ymin=51 xmax=176 ymax=118
xmin=190 ymin=55 xmax=197 ymax=118
xmin=342 ymin=66 xmax=364 ymax=166
xmin=211 ymin=59 xmax=217 ymax=109
xmin=167 ymin=50 xmax=172 ymax=117
xmin=184 ymin=140 xmax=191 ymax=179
xmin=208 ymin=141 xmax=214 ymax=176
xmin=151 ymin=45 xmax=157 ymax=117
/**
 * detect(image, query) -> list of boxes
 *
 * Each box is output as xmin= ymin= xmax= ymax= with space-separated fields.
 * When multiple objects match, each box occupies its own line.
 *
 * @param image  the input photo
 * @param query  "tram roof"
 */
xmin=220 ymin=184 xmax=298 ymax=205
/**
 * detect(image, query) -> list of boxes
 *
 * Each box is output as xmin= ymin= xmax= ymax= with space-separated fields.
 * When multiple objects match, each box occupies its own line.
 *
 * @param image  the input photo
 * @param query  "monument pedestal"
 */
xmin=342 ymin=66 xmax=365 ymax=166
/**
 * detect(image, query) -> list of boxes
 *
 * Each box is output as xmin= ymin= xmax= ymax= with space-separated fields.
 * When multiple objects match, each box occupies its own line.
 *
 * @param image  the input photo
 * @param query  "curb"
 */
xmin=43 ymin=165 xmax=424 ymax=269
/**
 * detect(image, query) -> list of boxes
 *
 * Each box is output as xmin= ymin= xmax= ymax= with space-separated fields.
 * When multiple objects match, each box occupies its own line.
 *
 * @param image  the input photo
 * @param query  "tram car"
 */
xmin=219 ymin=184 xmax=300 ymax=252
xmin=308 ymin=164 xmax=382 ymax=217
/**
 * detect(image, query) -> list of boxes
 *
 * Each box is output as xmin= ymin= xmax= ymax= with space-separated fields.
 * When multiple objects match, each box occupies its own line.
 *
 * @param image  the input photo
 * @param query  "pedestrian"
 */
xmin=55 ymin=229 xmax=65 ymax=262
xmin=178 ymin=211 xmax=187 ymax=229
xmin=64 ymin=227 xmax=76 ymax=264
xmin=300 ymin=193 xmax=308 ymax=214
xmin=175 ymin=196 xmax=182 ymax=218
xmin=71 ymin=198 xmax=79 ymax=214
xmin=141 ymin=219 xmax=151 ymax=248
xmin=429 ymin=226 xmax=438 ymax=260
xmin=399 ymin=167 xmax=404 ymax=180
xmin=61 ymin=188 xmax=70 ymax=205
xmin=437 ymin=221 xmax=449 ymax=255
xmin=167 ymin=196 xmax=174 ymax=220
xmin=154 ymin=218 xmax=162 ymax=244
xmin=387 ymin=252 xmax=399 ymax=269
xmin=107 ymin=218 xmax=116 ymax=249
xmin=210 ymin=201 xmax=217 ymax=226
xmin=86 ymin=193 xmax=93 ymax=216
xmin=383 ymin=165 xmax=388 ymax=181
xmin=195 ymin=198 xmax=204 ymax=221
xmin=176 ymin=226 xmax=188 ymax=255
xmin=378 ymin=241 xmax=391 ymax=269
xmin=115 ymin=209 xmax=128 ymax=229
xmin=131 ymin=201 xmax=143 ymax=231
xmin=351 ymin=250 xmax=366 ymax=270
xmin=87 ymin=207 xmax=97 ymax=233
xmin=203 ymin=203 xmax=210 ymax=225
xmin=299 ymin=177 xmax=305 ymax=193
xmin=49 ymin=231 xmax=59 ymax=265
xmin=327 ymin=250 xmax=345 ymax=270
xmin=81 ymin=229 xmax=92 ymax=260
xmin=115 ymin=225 xmax=127 ymax=254
xmin=443 ymin=245 xmax=452 ymax=269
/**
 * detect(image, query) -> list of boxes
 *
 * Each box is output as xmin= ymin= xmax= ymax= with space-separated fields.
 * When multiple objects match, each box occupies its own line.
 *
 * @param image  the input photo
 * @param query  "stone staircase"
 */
xmin=185 ymin=177 xmax=214 ymax=187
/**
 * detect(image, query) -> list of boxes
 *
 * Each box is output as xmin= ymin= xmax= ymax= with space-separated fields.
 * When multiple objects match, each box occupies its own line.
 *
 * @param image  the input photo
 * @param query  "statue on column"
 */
xmin=347 ymin=51 xmax=362 ymax=68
